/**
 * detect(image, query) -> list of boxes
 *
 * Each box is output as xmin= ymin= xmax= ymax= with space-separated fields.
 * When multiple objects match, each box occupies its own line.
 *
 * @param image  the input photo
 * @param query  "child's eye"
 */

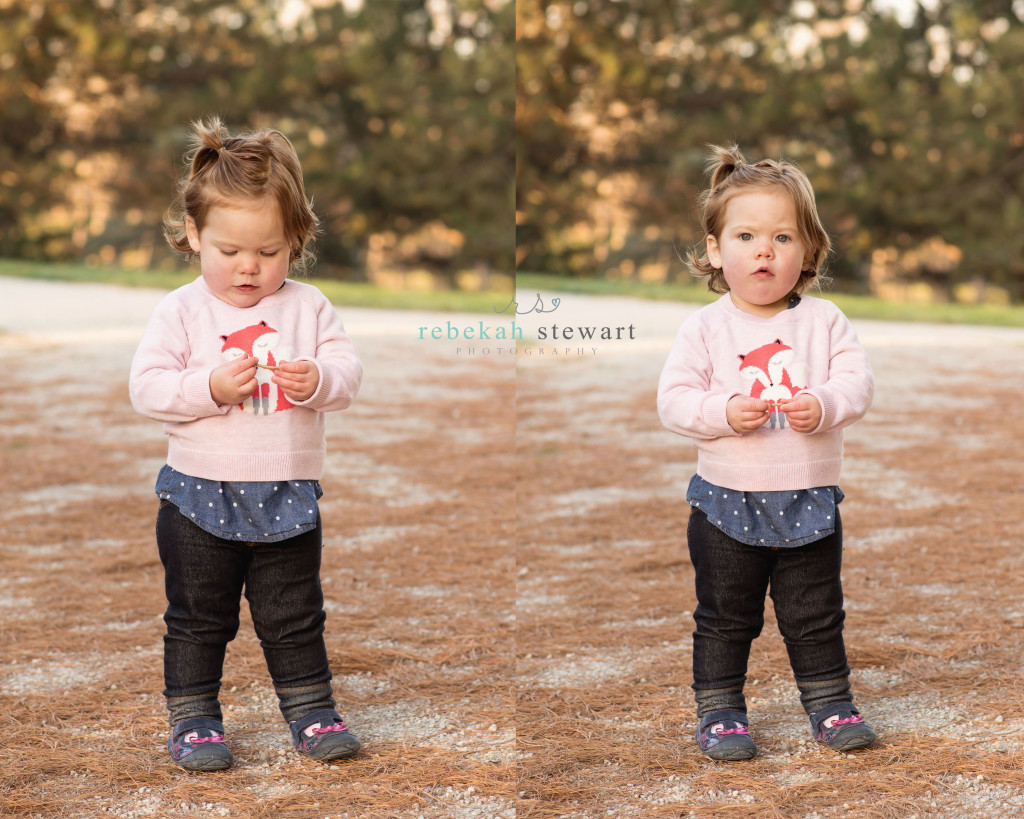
xmin=260 ymin=250 xmax=281 ymax=258
xmin=776 ymin=235 xmax=792 ymax=244
xmin=739 ymin=232 xmax=752 ymax=241
xmin=220 ymin=249 xmax=238 ymax=256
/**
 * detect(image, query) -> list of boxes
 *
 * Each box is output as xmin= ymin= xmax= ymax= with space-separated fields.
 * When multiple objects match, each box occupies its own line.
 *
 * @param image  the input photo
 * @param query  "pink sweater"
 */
xmin=657 ymin=294 xmax=873 ymax=492
xmin=130 ymin=277 xmax=362 ymax=481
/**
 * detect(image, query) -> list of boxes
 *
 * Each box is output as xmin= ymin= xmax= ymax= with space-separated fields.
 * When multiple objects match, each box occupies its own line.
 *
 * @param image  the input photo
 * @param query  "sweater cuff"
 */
xmin=184 ymin=370 xmax=223 ymax=415
xmin=705 ymin=392 xmax=740 ymax=436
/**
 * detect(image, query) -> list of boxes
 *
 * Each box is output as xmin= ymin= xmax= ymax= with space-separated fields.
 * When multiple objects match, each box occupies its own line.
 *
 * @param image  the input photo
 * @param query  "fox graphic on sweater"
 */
xmin=220 ymin=321 xmax=295 ymax=415
xmin=738 ymin=339 xmax=807 ymax=430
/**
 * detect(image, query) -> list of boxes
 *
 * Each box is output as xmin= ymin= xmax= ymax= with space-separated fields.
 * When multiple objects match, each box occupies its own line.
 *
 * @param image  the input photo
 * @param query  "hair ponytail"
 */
xmin=706 ymin=144 xmax=747 ymax=194
xmin=186 ymin=117 xmax=230 ymax=177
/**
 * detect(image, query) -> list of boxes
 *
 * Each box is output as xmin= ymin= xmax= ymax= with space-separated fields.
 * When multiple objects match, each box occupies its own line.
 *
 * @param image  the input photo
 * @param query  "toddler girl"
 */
xmin=130 ymin=118 xmax=363 ymax=770
xmin=658 ymin=145 xmax=876 ymax=760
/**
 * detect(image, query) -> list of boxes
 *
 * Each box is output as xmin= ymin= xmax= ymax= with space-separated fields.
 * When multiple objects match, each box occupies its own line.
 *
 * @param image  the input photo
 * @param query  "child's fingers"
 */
xmin=276 ymin=376 xmax=316 ymax=401
xmin=736 ymin=409 xmax=770 ymax=431
xmin=728 ymin=397 xmax=773 ymax=432
xmin=750 ymin=410 xmax=771 ymax=427
xmin=272 ymin=376 xmax=315 ymax=397
xmin=233 ymin=356 xmax=258 ymax=373
xmin=276 ymin=360 xmax=311 ymax=374
xmin=272 ymin=370 xmax=306 ymax=385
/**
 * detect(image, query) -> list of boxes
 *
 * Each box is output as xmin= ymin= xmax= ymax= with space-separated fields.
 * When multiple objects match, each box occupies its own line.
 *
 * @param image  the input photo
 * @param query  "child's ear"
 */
xmin=706 ymin=234 xmax=722 ymax=268
xmin=185 ymin=217 xmax=201 ymax=253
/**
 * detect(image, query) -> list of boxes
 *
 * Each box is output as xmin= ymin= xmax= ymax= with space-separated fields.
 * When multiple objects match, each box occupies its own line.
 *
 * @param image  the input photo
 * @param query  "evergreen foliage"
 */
xmin=0 ymin=0 xmax=514 ymax=283
xmin=517 ymin=0 xmax=1024 ymax=299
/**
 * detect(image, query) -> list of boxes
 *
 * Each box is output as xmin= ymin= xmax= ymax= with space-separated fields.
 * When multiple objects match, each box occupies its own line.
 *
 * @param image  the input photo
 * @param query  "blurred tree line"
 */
xmin=0 ymin=0 xmax=513 ymax=287
xmin=517 ymin=0 xmax=1024 ymax=302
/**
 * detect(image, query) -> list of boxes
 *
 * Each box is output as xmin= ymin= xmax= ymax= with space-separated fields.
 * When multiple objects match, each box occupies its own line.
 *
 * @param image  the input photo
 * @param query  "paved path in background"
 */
xmin=0 ymin=275 xmax=462 ymax=346
xmin=4 ymin=275 xmax=1024 ymax=353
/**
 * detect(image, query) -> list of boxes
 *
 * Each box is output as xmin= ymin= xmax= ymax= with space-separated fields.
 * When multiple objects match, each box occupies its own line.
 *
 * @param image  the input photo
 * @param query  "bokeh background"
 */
xmin=0 ymin=0 xmax=514 ymax=293
xmin=0 ymin=5 xmax=518 ymax=817
xmin=516 ymin=0 xmax=1024 ymax=304
xmin=4 ymin=4 xmax=1024 ymax=817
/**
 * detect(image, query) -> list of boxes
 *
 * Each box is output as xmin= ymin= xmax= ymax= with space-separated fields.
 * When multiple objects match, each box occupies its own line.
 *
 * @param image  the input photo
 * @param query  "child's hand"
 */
xmin=210 ymin=356 xmax=258 ymax=405
xmin=273 ymin=360 xmax=319 ymax=402
xmin=780 ymin=394 xmax=822 ymax=433
xmin=727 ymin=396 xmax=771 ymax=433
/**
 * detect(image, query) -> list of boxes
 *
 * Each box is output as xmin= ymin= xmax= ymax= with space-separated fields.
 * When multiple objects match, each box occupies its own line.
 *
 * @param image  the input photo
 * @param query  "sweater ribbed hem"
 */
xmin=697 ymin=455 xmax=842 ymax=493
xmin=168 ymin=445 xmax=324 ymax=482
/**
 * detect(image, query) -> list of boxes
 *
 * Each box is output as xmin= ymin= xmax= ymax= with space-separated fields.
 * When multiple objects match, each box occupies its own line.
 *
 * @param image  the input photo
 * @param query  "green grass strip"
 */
xmin=4 ymin=260 xmax=1023 ymax=326
xmin=0 ymin=259 xmax=510 ymax=314
xmin=516 ymin=272 xmax=1024 ymax=327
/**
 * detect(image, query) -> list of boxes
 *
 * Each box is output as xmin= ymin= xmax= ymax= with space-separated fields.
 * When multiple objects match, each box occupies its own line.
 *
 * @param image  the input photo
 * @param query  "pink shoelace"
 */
xmin=190 ymin=734 xmax=225 ymax=744
xmin=312 ymin=721 xmax=349 ymax=737
xmin=712 ymin=724 xmax=749 ymax=736
xmin=832 ymin=715 xmax=864 ymax=728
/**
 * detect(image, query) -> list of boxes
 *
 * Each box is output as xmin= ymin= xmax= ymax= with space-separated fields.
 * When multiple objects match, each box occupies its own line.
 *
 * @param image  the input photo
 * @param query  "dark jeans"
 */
xmin=156 ymin=502 xmax=333 ymax=723
xmin=687 ymin=508 xmax=851 ymax=715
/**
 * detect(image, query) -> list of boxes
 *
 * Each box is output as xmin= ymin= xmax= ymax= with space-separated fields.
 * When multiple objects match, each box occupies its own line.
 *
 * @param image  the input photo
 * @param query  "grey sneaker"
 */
xmin=290 ymin=708 xmax=361 ymax=761
xmin=167 ymin=717 xmax=233 ymax=771
xmin=811 ymin=702 xmax=877 ymax=751
xmin=694 ymin=709 xmax=756 ymax=761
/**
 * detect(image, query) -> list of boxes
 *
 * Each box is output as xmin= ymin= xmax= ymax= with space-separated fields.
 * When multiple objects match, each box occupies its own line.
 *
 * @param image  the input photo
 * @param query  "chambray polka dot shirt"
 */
xmin=156 ymin=464 xmax=322 ymax=542
xmin=687 ymin=474 xmax=842 ymax=548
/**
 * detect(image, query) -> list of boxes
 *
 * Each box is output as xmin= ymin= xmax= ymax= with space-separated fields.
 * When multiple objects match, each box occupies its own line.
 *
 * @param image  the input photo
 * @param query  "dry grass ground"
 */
xmin=4 ymin=281 xmax=1024 ymax=818
xmin=0 ymin=278 xmax=514 ymax=818
xmin=515 ymin=296 xmax=1024 ymax=818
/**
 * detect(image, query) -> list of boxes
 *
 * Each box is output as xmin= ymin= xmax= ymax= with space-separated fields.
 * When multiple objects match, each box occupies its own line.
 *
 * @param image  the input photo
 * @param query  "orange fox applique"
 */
xmin=737 ymin=339 xmax=808 ymax=430
xmin=220 ymin=321 xmax=295 ymax=415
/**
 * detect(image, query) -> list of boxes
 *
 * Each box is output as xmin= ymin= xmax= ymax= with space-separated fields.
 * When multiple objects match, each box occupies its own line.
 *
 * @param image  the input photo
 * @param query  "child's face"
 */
xmin=706 ymin=189 xmax=807 ymax=317
xmin=186 ymin=197 xmax=291 ymax=309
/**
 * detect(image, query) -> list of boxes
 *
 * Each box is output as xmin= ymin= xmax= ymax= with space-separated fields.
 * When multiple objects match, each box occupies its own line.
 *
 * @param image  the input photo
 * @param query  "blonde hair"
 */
xmin=687 ymin=144 xmax=831 ymax=295
xmin=164 ymin=117 xmax=319 ymax=273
